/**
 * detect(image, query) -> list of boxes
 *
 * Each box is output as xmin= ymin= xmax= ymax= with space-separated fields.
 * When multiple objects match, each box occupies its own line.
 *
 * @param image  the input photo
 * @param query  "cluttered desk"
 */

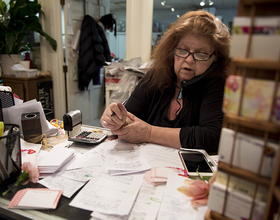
xmin=0 ymin=97 xmax=217 ymax=220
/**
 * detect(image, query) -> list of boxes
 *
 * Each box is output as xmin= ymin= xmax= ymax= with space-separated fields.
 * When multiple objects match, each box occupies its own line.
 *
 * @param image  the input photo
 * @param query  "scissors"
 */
xmin=50 ymin=119 xmax=64 ymax=129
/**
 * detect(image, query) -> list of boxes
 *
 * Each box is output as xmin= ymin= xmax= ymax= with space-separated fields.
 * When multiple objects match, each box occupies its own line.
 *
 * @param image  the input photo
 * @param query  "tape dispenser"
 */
xmin=63 ymin=110 xmax=82 ymax=137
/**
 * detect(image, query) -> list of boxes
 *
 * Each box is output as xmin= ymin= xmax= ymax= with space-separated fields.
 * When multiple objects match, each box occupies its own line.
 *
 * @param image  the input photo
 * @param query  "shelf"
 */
xmin=231 ymin=58 xmax=280 ymax=70
xmin=224 ymin=113 xmax=280 ymax=133
xmin=274 ymin=187 xmax=280 ymax=203
xmin=209 ymin=211 xmax=233 ymax=220
xmin=209 ymin=1 xmax=280 ymax=219
xmin=218 ymin=162 xmax=271 ymax=187
xmin=238 ymin=0 xmax=280 ymax=17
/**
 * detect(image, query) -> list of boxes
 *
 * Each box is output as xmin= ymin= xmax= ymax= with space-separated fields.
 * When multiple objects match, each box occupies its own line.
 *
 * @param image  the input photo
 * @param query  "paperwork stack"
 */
xmin=37 ymin=147 xmax=75 ymax=173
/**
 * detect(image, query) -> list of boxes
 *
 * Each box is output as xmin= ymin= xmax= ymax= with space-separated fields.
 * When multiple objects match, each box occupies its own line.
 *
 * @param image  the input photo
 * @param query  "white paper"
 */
xmin=61 ymin=166 xmax=103 ymax=183
xmin=99 ymin=140 xmax=151 ymax=175
xmin=38 ymin=147 xmax=74 ymax=167
xmin=69 ymin=171 xmax=143 ymax=216
xmin=37 ymin=146 xmax=75 ymax=173
xmin=38 ymin=173 xmax=86 ymax=198
xmin=157 ymin=174 xmax=208 ymax=220
xmin=91 ymin=181 xmax=165 ymax=220
xmin=11 ymin=64 xmax=28 ymax=71
xmin=2 ymin=99 xmax=49 ymax=135
xmin=16 ymin=189 xmax=61 ymax=209
xmin=141 ymin=143 xmax=183 ymax=168
xmin=20 ymin=139 xmax=42 ymax=157
xmin=66 ymin=149 xmax=104 ymax=170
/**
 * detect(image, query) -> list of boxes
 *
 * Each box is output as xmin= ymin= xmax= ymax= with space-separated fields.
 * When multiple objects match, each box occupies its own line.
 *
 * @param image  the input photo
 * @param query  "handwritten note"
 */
xmin=38 ymin=173 xmax=86 ymax=198
xmin=141 ymin=143 xmax=183 ymax=168
xmin=91 ymin=181 xmax=165 ymax=220
xmin=100 ymin=140 xmax=151 ymax=175
xmin=69 ymin=171 xmax=143 ymax=216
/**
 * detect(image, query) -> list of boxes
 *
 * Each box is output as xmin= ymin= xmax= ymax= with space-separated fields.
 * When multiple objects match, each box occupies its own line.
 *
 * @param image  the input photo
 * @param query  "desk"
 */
xmin=0 ymin=125 xmax=208 ymax=220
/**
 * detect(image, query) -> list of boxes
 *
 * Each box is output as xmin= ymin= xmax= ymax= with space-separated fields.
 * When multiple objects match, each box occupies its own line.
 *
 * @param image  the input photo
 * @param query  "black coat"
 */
xmin=78 ymin=15 xmax=111 ymax=91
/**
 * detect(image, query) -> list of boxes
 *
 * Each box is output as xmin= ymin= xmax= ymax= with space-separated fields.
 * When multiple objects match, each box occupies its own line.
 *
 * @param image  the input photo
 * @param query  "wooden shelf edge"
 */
xmin=224 ymin=113 xmax=280 ymax=133
xmin=274 ymin=188 xmax=280 ymax=203
xmin=207 ymin=210 xmax=233 ymax=220
xmin=218 ymin=162 xmax=271 ymax=187
xmin=231 ymin=58 xmax=280 ymax=70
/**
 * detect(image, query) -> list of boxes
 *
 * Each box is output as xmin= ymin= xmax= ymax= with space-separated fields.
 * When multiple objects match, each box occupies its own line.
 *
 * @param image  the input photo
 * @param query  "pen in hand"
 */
xmin=111 ymin=99 xmax=128 ymax=117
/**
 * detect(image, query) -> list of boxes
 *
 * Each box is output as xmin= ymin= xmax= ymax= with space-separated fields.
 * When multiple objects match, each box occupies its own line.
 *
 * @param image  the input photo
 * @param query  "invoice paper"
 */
xmin=69 ymin=171 xmax=143 ymax=216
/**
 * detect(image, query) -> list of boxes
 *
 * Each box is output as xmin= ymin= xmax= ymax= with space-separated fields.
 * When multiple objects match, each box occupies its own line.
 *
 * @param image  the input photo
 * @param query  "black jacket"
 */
xmin=78 ymin=15 xmax=111 ymax=90
xmin=125 ymin=75 xmax=225 ymax=153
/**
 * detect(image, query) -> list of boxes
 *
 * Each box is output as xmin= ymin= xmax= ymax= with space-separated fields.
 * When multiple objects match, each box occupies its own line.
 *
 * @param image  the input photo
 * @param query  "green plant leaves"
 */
xmin=0 ymin=0 xmax=56 ymax=55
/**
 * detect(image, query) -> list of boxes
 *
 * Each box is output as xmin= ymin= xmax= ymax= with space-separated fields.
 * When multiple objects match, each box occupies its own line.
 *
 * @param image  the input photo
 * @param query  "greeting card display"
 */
xmin=241 ymin=78 xmax=275 ymax=120
xmin=223 ymin=75 xmax=243 ymax=114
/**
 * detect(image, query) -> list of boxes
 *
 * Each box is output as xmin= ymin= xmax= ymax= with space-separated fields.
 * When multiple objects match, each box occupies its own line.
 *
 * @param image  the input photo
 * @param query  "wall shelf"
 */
xmin=218 ymin=162 xmax=271 ymax=187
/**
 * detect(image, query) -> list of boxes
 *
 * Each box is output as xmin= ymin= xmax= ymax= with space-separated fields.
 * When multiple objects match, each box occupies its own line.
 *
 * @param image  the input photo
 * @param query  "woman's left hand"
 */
xmin=112 ymin=112 xmax=152 ymax=143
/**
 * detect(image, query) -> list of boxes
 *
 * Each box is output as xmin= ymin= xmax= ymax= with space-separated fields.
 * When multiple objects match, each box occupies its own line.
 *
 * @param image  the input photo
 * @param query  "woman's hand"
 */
xmin=112 ymin=112 xmax=152 ymax=143
xmin=100 ymin=102 xmax=127 ymax=130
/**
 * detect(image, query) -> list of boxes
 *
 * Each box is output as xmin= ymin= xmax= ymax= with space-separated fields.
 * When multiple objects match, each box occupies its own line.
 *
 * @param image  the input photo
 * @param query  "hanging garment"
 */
xmin=78 ymin=15 xmax=111 ymax=91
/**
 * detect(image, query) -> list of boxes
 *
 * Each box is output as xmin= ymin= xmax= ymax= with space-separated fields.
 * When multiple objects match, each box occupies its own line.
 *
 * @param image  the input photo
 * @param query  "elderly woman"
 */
xmin=101 ymin=10 xmax=231 ymax=153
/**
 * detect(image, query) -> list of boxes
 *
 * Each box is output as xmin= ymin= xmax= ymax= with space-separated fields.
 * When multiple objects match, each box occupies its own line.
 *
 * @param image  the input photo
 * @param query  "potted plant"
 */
xmin=0 ymin=0 xmax=57 ymax=76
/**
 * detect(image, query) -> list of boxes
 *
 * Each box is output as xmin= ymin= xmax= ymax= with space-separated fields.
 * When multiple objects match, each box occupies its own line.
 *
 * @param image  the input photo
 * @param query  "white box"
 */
xmin=208 ymin=181 xmax=266 ymax=220
xmin=218 ymin=128 xmax=279 ymax=178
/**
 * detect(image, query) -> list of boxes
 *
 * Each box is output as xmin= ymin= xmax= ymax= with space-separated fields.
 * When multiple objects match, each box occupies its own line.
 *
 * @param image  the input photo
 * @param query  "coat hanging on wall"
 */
xmin=78 ymin=15 xmax=111 ymax=91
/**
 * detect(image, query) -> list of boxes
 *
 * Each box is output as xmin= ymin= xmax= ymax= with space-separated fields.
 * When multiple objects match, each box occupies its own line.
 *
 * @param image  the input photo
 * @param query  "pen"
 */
xmin=111 ymin=99 xmax=128 ymax=117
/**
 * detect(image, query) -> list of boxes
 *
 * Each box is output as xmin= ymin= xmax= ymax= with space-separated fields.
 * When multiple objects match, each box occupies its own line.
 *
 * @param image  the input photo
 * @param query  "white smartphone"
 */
xmin=178 ymin=149 xmax=216 ymax=177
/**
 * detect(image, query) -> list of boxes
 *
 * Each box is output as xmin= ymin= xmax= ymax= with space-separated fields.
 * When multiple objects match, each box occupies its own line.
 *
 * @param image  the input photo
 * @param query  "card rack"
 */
xmin=205 ymin=0 xmax=280 ymax=219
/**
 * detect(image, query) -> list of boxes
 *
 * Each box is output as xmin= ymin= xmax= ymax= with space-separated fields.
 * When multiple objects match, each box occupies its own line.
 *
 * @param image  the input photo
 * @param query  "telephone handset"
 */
xmin=181 ymin=56 xmax=222 ymax=88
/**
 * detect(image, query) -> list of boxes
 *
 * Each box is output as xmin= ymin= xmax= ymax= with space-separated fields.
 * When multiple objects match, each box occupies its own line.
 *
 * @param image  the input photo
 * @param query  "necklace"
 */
xmin=175 ymin=83 xmax=183 ymax=100
xmin=178 ymin=88 xmax=183 ymax=100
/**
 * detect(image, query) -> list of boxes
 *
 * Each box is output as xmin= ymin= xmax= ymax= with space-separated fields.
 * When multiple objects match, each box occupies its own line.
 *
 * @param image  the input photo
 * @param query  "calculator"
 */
xmin=68 ymin=130 xmax=107 ymax=144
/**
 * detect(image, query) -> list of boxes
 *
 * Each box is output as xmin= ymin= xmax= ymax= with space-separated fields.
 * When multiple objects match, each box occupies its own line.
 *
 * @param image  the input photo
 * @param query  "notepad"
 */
xmin=8 ymin=188 xmax=62 ymax=209
xmin=37 ymin=147 xmax=75 ymax=173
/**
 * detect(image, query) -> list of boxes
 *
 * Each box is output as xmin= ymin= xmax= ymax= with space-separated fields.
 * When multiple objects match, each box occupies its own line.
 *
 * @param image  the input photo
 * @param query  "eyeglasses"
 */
xmin=174 ymin=48 xmax=215 ymax=61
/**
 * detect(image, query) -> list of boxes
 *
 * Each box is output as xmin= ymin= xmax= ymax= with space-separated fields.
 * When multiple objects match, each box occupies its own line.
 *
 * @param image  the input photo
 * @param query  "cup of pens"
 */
xmin=0 ymin=123 xmax=21 ymax=187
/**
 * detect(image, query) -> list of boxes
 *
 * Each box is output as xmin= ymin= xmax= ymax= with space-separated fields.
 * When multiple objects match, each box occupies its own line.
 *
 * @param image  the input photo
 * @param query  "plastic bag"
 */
xmin=110 ymin=72 xmax=139 ymax=103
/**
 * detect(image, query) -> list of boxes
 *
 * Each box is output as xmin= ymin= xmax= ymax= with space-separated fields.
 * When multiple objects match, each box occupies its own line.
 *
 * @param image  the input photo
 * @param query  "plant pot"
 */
xmin=0 ymin=54 xmax=21 ymax=76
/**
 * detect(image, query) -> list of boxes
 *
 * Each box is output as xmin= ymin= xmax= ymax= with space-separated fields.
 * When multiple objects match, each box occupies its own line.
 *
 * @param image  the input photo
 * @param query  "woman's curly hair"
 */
xmin=145 ymin=10 xmax=231 ymax=92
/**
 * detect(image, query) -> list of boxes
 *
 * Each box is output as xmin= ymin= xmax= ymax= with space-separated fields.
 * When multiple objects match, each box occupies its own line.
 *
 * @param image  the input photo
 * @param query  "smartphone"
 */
xmin=178 ymin=150 xmax=216 ymax=176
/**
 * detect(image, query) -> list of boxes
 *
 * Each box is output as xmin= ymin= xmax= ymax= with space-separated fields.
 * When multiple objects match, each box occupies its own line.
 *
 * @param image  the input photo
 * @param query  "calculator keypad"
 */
xmin=69 ymin=130 xmax=107 ymax=143
xmin=76 ymin=131 xmax=106 ymax=140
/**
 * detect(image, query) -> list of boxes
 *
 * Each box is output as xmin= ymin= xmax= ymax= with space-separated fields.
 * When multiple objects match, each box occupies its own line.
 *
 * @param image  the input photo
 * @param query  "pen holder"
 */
xmin=0 ymin=124 xmax=21 ymax=187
